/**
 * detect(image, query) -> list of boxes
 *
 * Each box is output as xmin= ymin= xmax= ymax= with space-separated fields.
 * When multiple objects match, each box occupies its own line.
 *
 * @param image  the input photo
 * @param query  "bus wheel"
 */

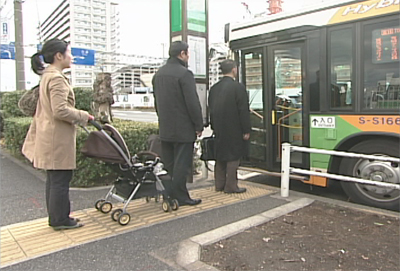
xmin=339 ymin=139 xmax=400 ymax=210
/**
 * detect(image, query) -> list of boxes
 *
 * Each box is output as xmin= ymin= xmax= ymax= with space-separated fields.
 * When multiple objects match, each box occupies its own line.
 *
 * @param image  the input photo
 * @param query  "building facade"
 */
xmin=38 ymin=0 xmax=120 ymax=87
xmin=113 ymin=61 xmax=165 ymax=94
xmin=208 ymin=43 xmax=228 ymax=88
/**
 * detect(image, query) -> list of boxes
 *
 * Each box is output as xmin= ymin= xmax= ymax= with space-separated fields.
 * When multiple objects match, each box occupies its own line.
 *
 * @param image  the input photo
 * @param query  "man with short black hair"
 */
xmin=208 ymin=59 xmax=251 ymax=193
xmin=152 ymin=41 xmax=203 ymax=206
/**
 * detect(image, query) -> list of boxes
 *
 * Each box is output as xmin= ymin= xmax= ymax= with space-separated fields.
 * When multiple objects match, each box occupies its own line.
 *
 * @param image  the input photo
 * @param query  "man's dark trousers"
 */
xmin=215 ymin=159 xmax=241 ymax=192
xmin=161 ymin=141 xmax=193 ymax=202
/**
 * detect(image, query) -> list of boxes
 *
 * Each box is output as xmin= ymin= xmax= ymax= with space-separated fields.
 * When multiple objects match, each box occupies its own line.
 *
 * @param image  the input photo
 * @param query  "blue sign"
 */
xmin=71 ymin=47 xmax=95 ymax=66
xmin=0 ymin=43 xmax=15 ymax=59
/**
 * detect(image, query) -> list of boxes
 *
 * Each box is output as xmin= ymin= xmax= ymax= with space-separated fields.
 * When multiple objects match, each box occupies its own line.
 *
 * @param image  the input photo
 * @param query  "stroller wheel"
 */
xmin=95 ymin=199 xmax=105 ymax=210
xmin=118 ymin=212 xmax=131 ymax=226
xmin=111 ymin=208 xmax=123 ymax=221
xmin=162 ymin=200 xmax=171 ymax=212
xmin=171 ymin=199 xmax=179 ymax=211
xmin=100 ymin=201 xmax=113 ymax=214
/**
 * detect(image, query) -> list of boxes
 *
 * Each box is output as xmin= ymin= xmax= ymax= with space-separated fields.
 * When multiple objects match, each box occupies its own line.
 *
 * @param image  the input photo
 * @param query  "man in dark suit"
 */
xmin=152 ymin=41 xmax=203 ymax=206
xmin=208 ymin=59 xmax=251 ymax=193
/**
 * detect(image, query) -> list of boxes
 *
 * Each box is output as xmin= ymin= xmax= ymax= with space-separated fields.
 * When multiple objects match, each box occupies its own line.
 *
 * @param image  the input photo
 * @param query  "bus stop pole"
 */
xmin=281 ymin=143 xmax=291 ymax=197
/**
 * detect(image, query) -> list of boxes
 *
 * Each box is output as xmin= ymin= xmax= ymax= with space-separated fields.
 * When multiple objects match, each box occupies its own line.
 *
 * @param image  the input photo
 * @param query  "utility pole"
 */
xmin=14 ymin=0 xmax=25 ymax=90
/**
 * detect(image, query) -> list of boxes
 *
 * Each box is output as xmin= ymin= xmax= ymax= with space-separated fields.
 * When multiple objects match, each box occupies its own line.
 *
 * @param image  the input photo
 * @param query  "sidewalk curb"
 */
xmin=176 ymin=197 xmax=315 ymax=270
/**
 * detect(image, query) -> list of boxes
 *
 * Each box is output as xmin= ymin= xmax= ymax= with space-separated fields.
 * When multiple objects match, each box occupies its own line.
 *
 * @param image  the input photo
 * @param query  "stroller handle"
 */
xmin=88 ymin=119 xmax=103 ymax=131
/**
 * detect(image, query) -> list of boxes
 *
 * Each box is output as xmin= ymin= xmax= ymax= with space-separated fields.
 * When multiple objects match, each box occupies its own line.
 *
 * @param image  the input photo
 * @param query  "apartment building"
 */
xmin=38 ymin=0 xmax=120 ymax=87
xmin=208 ymin=43 xmax=228 ymax=87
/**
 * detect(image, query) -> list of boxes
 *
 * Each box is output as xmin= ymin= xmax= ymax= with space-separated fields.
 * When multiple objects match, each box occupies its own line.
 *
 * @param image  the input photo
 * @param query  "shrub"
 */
xmin=0 ymin=87 xmax=94 ymax=118
xmin=0 ymin=110 xmax=4 ymax=137
xmin=3 ymin=117 xmax=159 ymax=187
xmin=2 ymin=117 xmax=32 ymax=156
xmin=74 ymin=87 xmax=94 ymax=113
xmin=0 ymin=90 xmax=26 ymax=118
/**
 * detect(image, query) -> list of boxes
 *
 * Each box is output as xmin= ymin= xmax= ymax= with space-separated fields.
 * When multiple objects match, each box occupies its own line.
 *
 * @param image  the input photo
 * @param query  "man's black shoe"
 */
xmin=224 ymin=188 xmax=247 ymax=194
xmin=179 ymin=198 xmax=202 ymax=206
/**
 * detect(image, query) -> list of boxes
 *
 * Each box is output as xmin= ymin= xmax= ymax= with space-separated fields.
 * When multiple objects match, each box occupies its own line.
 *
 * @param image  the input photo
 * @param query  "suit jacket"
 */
xmin=22 ymin=65 xmax=90 ymax=170
xmin=208 ymin=76 xmax=251 ymax=161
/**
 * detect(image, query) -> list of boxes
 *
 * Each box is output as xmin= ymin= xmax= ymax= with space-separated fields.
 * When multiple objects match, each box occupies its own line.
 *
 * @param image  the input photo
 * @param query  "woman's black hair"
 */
xmin=31 ymin=38 xmax=69 ymax=75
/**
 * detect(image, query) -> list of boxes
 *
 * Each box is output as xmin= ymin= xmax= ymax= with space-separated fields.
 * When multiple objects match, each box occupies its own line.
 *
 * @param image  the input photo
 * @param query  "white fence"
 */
xmin=280 ymin=143 xmax=400 ymax=197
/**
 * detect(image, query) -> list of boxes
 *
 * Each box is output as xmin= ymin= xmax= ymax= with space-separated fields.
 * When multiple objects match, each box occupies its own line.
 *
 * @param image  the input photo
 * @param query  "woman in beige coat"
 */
xmin=22 ymin=39 xmax=94 ymax=230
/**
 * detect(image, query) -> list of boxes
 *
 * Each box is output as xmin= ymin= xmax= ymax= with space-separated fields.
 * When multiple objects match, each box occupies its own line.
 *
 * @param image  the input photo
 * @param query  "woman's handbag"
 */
xmin=18 ymin=84 xmax=40 ymax=116
xmin=200 ymin=134 xmax=216 ymax=161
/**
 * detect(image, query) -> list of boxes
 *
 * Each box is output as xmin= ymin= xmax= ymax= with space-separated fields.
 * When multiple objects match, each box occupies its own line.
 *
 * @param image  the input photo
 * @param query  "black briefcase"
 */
xmin=200 ymin=135 xmax=216 ymax=161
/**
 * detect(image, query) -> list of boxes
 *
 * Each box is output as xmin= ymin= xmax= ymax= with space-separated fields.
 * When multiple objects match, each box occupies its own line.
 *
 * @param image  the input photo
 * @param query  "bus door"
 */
xmin=242 ymin=50 xmax=267 ymax=168
xmin=269 ymin=43 xmax=305 ymax=168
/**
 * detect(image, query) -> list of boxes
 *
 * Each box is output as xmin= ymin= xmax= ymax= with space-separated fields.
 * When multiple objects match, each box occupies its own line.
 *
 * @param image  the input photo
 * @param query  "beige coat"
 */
xmin=22 ymin=66 xmax=90 ymax=170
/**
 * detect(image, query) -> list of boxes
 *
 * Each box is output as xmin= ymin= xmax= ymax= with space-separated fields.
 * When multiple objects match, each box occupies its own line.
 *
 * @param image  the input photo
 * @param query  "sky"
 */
xmin=1 ymin=0 xmax=310 ymax=57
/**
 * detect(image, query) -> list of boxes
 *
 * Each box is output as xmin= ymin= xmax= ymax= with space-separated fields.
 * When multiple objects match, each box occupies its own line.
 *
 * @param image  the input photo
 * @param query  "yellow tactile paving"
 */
xmin=0 ymin=182 xmax=273 ymax=267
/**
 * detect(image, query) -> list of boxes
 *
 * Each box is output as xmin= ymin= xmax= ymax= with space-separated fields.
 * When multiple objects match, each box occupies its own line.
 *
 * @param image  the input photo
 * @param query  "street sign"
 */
xmin=0 ymin=42 xmax=15 ymax=59
xmin=71 ymin=47 xmax=95 ymax=66
xmin=311 ymin=116 xmax=336 ymax=128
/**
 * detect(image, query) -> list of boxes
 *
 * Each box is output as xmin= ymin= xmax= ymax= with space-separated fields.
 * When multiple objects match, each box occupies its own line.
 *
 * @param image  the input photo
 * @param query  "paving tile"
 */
xmin=0 ymin=241 xmax=25 ymax=258
xmin=0 ymin=229 xmax=15 ymax=244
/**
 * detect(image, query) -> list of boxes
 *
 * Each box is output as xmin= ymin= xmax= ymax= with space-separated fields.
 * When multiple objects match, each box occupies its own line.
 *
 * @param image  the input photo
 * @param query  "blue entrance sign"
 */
xmin=71 ymin=47 xmax=95 ymax=66
xmin=0 ymin=43 xmax=15 ymax=59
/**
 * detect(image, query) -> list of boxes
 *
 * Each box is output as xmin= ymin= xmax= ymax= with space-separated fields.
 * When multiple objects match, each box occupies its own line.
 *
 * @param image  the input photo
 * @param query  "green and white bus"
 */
xmin=226 ymin=0 xmax=400 ymax=210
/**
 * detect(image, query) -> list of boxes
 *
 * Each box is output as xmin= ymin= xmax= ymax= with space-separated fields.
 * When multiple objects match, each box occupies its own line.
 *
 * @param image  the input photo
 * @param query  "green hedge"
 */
xmin=0 ymin=90 xmax=26 ymax=118
xmin=3 ymin=117 xmax=159 ymax=187
xmin=0 ymin=88 xmax=94 ymax=137
xmin=73 ymin=87 xmax=94 ymax=114
xmin=0 ymin=88 xmax=94 ymax=117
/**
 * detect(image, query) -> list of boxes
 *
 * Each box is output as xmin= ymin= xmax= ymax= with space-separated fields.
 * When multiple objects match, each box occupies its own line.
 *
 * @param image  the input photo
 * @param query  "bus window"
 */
xmin=274 ymin=47 xmax=303 ymax=163
xmin=330 ymin=28 xmax=353 ymax=109
xmin=244 ymin=51 xmax=266 ymax=162
xmin=363 ymin=20 xmax=400 ymax=110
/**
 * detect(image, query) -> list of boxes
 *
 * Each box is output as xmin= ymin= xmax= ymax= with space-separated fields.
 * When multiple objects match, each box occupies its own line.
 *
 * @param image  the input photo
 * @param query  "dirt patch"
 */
xmin=201 ymin=201 xmax=399 ymax=271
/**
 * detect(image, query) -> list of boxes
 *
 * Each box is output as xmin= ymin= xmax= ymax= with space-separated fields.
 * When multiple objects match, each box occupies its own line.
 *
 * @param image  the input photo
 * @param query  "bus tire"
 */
xmin=339 ymin=139 xmax=400 ymax=211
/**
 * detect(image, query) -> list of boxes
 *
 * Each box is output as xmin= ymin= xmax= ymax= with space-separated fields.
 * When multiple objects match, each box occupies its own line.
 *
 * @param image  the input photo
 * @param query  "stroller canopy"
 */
xmin=81 ymin=124 xmax=131 ymax=164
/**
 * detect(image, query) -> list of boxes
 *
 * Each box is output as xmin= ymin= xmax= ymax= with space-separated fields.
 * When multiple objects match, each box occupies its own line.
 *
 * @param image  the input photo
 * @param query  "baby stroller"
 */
xmin=81 ymin=120 xmax=179 ymax=226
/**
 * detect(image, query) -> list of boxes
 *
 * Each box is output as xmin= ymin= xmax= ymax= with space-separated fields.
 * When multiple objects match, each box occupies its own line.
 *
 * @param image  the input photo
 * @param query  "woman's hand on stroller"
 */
xmin=88 ymin=119 xmax=103 ymax=131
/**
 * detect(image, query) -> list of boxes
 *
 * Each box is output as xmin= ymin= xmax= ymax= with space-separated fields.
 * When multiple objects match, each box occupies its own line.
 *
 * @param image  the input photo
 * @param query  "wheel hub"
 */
xmin=355 ymin=159 xmax=400 ymax=202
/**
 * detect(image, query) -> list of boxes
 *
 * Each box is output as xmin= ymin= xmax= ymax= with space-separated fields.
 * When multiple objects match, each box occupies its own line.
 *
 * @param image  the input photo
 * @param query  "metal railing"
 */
xmin=280 ymin=143 xmax=400 ymax=197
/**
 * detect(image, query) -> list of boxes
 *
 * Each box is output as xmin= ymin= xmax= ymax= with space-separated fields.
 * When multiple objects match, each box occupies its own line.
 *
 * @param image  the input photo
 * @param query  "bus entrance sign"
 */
xmin=311 ymin=116 xmax=336 ymax=128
